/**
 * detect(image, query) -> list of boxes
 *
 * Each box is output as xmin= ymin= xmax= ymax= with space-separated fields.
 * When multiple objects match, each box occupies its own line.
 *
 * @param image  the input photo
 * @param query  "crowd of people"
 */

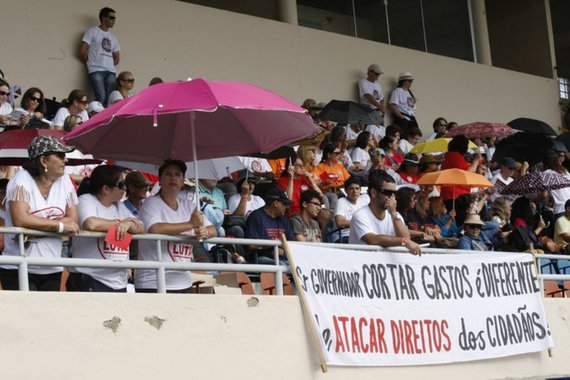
xmin=0 ymin=7 xmax=568 ymax=294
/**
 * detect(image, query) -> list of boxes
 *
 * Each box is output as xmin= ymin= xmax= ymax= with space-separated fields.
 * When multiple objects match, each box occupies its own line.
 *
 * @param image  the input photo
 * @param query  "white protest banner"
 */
xmin=287 ymin=242 xmax=554 ymax=366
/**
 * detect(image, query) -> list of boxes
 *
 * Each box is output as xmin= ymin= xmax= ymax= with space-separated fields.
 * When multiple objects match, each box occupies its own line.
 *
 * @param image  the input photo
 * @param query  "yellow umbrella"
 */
xmin=416 ymin=168 xmax=493 ymax=209
xmin=411 ymin=138 xmax=478 ymax=154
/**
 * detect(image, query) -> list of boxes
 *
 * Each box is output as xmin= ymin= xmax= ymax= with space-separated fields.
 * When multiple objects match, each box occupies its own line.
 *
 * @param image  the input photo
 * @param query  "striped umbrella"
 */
xmin=500 ymin=171 xmax=570 ymax=195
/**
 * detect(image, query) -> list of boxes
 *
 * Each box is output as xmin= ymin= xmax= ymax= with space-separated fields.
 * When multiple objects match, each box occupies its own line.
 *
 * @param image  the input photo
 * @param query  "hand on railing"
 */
xmin=62 ymin=221 xmax=80 ymax=234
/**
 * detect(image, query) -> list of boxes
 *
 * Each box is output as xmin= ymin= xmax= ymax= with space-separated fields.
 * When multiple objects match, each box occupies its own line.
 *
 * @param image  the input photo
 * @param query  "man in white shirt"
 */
xmin=359 ymin=64 xmax=385 ymax=114
xmin=79 ymin=7 xmax=121 ymax=105
xmin=349 ymin=170 xmax=421 ymax=255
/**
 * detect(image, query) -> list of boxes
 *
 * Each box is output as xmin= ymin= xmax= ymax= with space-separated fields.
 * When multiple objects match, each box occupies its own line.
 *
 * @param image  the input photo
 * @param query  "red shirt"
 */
xmin=440 ymin=151 xmax=471 ymax=201
xmin=277 ymin=175 xmax=312 ymax=215
xmin=384 ymin=152 xmax=404 ymax=169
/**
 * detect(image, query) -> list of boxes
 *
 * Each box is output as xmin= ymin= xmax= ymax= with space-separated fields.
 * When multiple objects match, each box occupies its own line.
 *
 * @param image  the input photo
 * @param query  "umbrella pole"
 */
xmin=191 ymin=111 xmax=200 ymax=209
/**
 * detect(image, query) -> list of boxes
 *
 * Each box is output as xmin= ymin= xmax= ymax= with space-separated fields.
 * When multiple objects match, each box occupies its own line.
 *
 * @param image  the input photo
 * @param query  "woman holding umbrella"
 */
xmin=0 ymin=135 xmax=80 ymax=291
xmin=135 ymin=159 xmax=216 ymax=293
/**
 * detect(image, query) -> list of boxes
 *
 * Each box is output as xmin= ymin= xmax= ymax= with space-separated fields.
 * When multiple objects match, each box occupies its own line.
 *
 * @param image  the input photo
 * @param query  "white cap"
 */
xmin=87 ymin=101 xmax=105 ymax=114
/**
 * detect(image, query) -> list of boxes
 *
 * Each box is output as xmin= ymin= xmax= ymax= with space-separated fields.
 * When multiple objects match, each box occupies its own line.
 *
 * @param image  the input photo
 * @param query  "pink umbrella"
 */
xmin=445 ymin=122 xmax=517 ymax=139
xmin=64 ymin=79 xmax=317 ymax=165
xmin=0 ymin=129 xmax=100 ymax=166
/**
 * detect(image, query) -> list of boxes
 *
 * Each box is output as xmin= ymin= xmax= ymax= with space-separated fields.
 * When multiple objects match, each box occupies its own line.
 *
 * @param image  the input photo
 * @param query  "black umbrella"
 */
xmin=555 ymin=132 xmax=570 ymax=152
xmin=319 ymin=99 xmax=382 ymax=125
xmin=252 ymin=145 xmax=296 ymax=160
xmin=493 ymin=133 xmax=554 ymax=165
xmin=507 ymin=117 xmax=557 ymax=135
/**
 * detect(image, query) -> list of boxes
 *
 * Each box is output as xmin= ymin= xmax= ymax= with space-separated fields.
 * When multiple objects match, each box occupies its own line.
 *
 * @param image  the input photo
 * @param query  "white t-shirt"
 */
xmin=345 ymin=126 xmax=361 ymax=141
xmin=349 ymin=205 xmax=402 ymax=244
xmin=398 ymin=139 xmax=414 ymax=155
xmin=52 ymin=107 xmax=89 ymax=128
xmin=351 ymin=147 xmax=370 ymax=168
xmin=0 ymin=102 xmax=14 ymax=127
xmin=227 ymin=193 xmax=265 ymax=215
xmin=107 ymin=90 xmax=133 ymax=105
xmin=358 ymin=79 xmax=384 ymax=109
xmin=82 ymin=26 xmax=121 ymax=73
xmin=365 ymin=124 xmax=385 ymax=142
xmin=135 ymin=195 xmax=212 ymax=290
xmin=71 ymin=193 xmax=136 ymax=289
xmin=545 ymin=169 xmax=570 ymax=214
xmin=389 ymin=88 xmax=416 ymax=118
xmin=335 ymin=195 xmax=370 ymax=238
xmin=2 ymin=170 xmax=77 ymax=274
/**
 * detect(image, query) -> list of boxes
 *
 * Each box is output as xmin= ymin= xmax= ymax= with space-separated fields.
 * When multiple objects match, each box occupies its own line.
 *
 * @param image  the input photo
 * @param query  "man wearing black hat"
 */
xmin=244 ymin=187 xmax=295 ymax=264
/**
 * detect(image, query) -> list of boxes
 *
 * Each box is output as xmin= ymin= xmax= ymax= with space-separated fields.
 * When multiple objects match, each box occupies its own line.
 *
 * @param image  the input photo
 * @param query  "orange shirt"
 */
xmin=267 ymin=158 xmax=286 ymax=179
xmin=316 ymin=162 xmax=350 ymax=192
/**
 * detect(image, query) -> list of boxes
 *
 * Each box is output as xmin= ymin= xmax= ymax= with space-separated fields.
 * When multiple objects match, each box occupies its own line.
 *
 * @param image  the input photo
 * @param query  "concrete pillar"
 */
xmin=277 ymin=0 xmax=298 ymax=25
xmin=470 ymin=0 xmax=492 ymax=65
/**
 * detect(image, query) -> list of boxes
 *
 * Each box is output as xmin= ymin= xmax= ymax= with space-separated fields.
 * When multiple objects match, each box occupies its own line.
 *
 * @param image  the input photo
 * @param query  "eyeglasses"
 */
xmin=50 ymin=152 xmax=66 ymax=160
xmin=123 ymin=79 xmax=135 ymax=83
xmin=112 ymin=181 xmax=126 ymax=190
xmin=29 ymin=96 xmax=41 ymax=102
xmin=378 ymin=188 xmax=397 ymax=197
xmin=332 ymin=151 xmax=341 ymax=155
xmin=308 ymin=201 xmax=322 ymax=207
xmin=0 ymin=91 xmax=10 ymax=97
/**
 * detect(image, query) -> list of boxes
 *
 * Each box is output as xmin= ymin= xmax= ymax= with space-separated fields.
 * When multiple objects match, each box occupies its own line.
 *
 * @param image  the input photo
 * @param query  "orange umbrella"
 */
xmin=416 ymin=168 xmax=493 ymax=209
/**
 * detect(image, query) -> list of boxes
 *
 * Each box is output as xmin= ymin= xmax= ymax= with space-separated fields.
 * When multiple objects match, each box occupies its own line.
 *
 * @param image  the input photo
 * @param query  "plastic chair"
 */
xmin=260 ymin=273 xmax=295 ymax=295
xmin=543 ymin=280 xmax=566 ymax=298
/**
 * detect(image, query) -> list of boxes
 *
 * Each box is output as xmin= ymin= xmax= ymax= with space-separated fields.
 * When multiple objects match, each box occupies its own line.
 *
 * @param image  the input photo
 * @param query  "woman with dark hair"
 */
xmin=16 ymin=87 xmax=48 ymax=129
xmin=52 ymin=89 xmax=89 ymax=130
xmin=350 ymin=130 xmax=375 ymax=172
xmin=511 ymin=196 xmax=545 ymax=235
xmin=380 ymin=134 xmax=404 ymax=170
xmin=108 ymin=71 xmax=135 ymax=105
xmin=425 ymin=117 xmax=448 ymax=141
xmin=396 ymin=187 xmax=439 ymax=243
xmin=68 ymin=165 xmax=144 ymax=292
xmin=279 ymin=156 xmax=323 ymax=215
xmin=0 ymin=136 xmax=80 ymax=291
xmin=135 ymin=159 xmax=216 ymax=293
xmin=316 ymin=142 xmax=350 ymax=194
xmin=440 ymin=135 xmax=481 ymax=216
xmin=388 ymin=72 xmax=417 ymax=138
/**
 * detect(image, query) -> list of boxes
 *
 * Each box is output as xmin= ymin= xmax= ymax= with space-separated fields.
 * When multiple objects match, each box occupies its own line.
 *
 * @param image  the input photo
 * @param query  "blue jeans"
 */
xmin=89 ymin=71 xmax=116 ymax=105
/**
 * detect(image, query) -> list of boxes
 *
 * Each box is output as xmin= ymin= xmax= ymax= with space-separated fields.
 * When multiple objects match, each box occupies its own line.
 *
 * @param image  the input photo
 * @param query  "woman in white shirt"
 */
xmin=389 ymin=72 xmax=418 ymax=138
xmin=135 ymin=159 xmax=216 ymax=293
xmin=68 ymin=165 xmax=144 ymax=292
xmin=1 ymin=135 xmax=80 ymax=291
xmin=107 ymin=71 xmax=135 ymax=105
xmin=350 ymin=130 xmax=375 ymax=172
xmin=51 ymin=89 xmax=89 ymax=130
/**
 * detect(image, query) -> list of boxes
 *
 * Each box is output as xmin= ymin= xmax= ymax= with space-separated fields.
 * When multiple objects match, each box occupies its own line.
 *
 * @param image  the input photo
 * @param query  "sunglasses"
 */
xmin=332 ymin=151 xmax=341 ymax=155
xmin=373 ymin=72 xmax=381 ymax=76
xmin=378 ymin=188 xmax=397 ymax=197
xmin=111 ymin=181 xmax=126 ymax=190
xmin=466 ymin=224 xmax=482 ymax=230
xmin=50 ymin=152 xmax=66 ymax=160
xmin=107 ymin=15 xmax=116 ymax=20
xmin=79 ymin=99 xmax=89 ymax=105
xmin=0 ymin=91 xmax=10 ymax=97
xmin=123 ymin=79 xmax=135 ymax=83
xmin=29 ymin=96 xmax=41 ymax=102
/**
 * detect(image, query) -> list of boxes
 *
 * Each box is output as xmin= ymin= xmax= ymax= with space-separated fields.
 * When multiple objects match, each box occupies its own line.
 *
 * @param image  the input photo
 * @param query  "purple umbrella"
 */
xmin=500 ymin=171 xmax=570 ymax=195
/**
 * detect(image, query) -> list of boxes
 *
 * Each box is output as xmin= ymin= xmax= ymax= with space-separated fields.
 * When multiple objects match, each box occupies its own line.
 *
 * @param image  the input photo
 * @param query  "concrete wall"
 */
xmin=0 ymin=292 xmax=567 ymax=379
xmin=0 ymin=0 xmax=562 ymax=134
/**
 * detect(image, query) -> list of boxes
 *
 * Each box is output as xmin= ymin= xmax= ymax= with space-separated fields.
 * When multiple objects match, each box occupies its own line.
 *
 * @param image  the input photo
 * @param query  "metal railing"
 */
xmin=0 ymin=227 xmax=569 ymax=296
